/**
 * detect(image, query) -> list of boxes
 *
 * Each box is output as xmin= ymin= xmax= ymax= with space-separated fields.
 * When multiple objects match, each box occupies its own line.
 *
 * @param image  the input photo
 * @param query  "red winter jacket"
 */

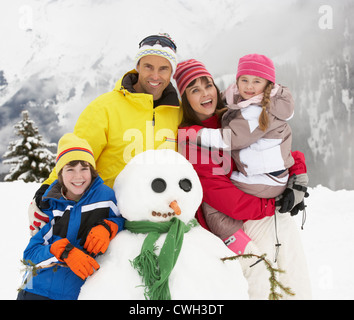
xmin=179 ymin=114 xmax=307 ymax=231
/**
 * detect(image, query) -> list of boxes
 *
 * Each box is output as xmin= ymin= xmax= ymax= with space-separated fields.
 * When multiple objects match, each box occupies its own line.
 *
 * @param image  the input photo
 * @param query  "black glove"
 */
xmin=290 ymin=200 xmax=306 ymax=216
xmin=34 ymin=184 xmax=50 ymax=208
xmin=275 ymin=174 xmax=309 ymax=213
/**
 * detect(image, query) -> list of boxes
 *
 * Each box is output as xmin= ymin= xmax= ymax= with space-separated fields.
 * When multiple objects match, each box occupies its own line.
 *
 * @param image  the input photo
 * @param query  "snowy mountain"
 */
xmin=1 ymin=0 xmax=353 ymax=190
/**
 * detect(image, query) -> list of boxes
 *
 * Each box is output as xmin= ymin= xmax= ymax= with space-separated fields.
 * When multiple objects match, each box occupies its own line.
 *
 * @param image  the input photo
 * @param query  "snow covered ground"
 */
xmin=1 ymin=181 xmax=353 ymax=300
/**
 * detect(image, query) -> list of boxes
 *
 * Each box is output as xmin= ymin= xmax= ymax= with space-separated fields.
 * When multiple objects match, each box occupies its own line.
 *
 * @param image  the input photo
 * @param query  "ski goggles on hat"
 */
xmin=138 ymin=34 xmax=177 ymax=53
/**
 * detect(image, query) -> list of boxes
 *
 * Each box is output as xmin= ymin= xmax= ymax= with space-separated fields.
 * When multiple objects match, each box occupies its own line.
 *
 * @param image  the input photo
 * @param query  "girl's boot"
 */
xmin=224 ymin=229 xmax=271 ymax=299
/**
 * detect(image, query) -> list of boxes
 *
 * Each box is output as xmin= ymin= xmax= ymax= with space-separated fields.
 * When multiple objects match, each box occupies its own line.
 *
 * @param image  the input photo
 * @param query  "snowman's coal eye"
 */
xmin=179 ymin=179 xmax=192 ymax=192
xmin=151 ymin=178 xmax=167 ymax=193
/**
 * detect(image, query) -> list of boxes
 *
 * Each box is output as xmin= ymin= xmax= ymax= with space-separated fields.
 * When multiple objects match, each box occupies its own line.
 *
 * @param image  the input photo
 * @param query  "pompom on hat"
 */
xmin=236 ymin=54 xmax=276 ymax=84
xmin=173 ymin=59 xmax=213 ymax=95
xmin=135 ymin=33 xmax=178 ymax=75
xmin=56 ymin=133 xmax=96 ymax=173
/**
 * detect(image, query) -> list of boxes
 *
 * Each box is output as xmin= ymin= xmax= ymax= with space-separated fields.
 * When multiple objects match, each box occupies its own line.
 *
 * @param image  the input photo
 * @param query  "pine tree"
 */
xmin=2 ymin=110 xmax=57 ymax=182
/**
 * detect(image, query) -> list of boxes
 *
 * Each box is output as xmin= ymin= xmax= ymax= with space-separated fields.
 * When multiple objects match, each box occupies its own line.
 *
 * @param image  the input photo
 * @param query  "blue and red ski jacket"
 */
xmin=21 ymin=176 xmax=124 ymax=300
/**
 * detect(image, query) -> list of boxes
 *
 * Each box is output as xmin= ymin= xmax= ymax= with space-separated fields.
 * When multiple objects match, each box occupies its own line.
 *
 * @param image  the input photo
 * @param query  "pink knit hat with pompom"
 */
xmin=236 ymin=54 xmax=276 ymax=83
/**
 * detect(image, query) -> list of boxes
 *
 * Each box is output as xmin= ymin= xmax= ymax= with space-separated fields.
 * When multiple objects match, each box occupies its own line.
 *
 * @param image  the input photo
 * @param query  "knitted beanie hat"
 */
xmin=173 ymin=59 xmax=213 ymax=95
xmin=236 ymin=54 xmax=276 ymax=84
xmin=135 ymin=34 xmax=178 ymax=75
xmin=56 ymin=133 xmax=95 ymax=173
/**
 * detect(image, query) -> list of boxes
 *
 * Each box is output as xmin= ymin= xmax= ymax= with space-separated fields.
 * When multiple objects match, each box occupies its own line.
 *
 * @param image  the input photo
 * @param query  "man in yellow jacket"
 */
xmin=29 ymin=33 xmax=182 ymax=235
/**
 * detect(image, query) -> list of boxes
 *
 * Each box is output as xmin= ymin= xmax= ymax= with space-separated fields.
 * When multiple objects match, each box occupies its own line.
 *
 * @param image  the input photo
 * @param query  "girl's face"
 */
xmin=185 ymin=77 xmax=218 ymax=121
xmin=61 ymin=162 xmax=92 ymax=201
xmin=237 ymin=75 xmax=269 ymax=100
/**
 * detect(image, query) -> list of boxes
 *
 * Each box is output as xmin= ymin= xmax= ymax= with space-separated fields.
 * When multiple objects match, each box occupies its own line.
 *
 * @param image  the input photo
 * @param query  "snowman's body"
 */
xmin=79 ymin=223 xmax=248 ymax=300
xmin=79 ymin=150 xmax=248 ymax=300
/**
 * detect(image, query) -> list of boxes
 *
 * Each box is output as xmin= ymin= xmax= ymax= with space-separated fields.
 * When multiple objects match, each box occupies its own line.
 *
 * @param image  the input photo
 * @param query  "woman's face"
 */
xmin=185 ymin=77 xmax=218 ymax=121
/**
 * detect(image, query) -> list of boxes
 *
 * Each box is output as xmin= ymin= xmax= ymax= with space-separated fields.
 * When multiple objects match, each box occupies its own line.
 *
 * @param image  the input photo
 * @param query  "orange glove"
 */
xmin=50 ymin=238 xmax=100 ymax=280
xmin=84 ymin=220 xmax=119 ymax=256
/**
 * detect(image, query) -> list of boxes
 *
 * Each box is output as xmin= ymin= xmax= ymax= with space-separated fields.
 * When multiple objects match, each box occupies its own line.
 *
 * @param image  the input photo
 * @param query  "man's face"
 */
xmin=135 ymin=55 xmax=172 ymax=101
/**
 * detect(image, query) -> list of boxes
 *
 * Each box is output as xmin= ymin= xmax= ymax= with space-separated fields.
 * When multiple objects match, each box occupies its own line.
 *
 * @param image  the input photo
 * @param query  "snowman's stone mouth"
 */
xmin=152 ymin=211 xmax=176 ymax=219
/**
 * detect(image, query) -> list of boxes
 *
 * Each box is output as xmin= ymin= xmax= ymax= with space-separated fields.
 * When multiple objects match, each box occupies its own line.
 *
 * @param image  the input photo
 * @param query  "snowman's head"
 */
xmin=113 ymin=149 xmax=203 ymax=224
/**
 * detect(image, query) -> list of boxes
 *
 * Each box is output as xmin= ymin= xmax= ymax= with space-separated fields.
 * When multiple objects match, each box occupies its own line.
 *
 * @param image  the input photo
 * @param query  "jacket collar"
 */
xmin=201 ymin=114 xmax=220 ymax=129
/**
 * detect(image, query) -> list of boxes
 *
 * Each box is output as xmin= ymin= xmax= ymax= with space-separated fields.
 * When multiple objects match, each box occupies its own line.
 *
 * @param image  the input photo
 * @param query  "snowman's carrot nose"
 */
xmin=169 ymin=200 xmax=181 ymax=215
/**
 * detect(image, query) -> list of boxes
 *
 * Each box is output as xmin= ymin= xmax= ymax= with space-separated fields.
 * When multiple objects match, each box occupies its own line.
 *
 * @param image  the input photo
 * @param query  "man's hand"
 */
xmin=28 ymin=200 xmax=49 ymax=236
xmin=28 ymin=184 xmax=50 ymax=236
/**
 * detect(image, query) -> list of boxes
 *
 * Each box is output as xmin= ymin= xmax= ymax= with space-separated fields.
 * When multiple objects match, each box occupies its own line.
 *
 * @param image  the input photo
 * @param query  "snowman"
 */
xmin=79 ymin=149 xmax=248 ymax=300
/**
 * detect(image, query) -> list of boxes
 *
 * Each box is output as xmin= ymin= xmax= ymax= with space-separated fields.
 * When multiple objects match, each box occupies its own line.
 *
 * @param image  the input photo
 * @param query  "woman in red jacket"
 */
xmin=174 ymin=59 xmax=311 ymax=299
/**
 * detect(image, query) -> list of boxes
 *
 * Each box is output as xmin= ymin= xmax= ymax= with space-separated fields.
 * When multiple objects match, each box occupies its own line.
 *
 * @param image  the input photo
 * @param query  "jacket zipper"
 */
xmin=150 ymin=107 xmax=155 ymax=149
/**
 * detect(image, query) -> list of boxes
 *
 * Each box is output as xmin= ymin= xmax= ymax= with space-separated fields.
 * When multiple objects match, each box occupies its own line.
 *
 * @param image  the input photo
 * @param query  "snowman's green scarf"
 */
xmin=124 ymin=217 xmax=197 ymax=300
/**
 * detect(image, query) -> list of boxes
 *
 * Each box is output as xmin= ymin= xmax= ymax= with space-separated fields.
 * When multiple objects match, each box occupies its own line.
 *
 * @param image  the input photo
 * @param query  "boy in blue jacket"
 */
xmin=18 ymin=133 xmax=125 ymax=300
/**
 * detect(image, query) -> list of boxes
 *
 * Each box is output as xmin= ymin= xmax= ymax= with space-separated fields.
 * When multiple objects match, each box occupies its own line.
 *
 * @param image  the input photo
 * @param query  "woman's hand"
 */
xmin=275 ymin=173 xmax=309 ymax=214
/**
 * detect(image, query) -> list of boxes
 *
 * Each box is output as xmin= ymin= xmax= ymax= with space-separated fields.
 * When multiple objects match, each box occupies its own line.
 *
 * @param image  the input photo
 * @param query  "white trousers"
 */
xmin=241 ymin=212 xmax=312 ymax=300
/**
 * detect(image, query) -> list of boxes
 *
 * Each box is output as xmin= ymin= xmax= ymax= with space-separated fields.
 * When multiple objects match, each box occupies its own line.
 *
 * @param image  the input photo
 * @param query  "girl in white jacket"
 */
xmin=199 ymin=54 xmax=297 ymax=199
xmin=175 ymin=56 xmax=311 ymax=299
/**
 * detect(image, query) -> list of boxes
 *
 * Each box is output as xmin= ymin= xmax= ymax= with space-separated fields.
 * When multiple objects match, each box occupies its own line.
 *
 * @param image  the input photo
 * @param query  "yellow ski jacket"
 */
xmin=44 ymin=70 xmax=182 ymax=188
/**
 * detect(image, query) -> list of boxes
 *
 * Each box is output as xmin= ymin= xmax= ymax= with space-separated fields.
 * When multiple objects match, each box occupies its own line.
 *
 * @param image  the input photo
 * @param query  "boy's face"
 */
xmin=62 ymin=162 xmax=92 ymax=201
xmin=237 ymin=75 xmax=269 ymax=99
